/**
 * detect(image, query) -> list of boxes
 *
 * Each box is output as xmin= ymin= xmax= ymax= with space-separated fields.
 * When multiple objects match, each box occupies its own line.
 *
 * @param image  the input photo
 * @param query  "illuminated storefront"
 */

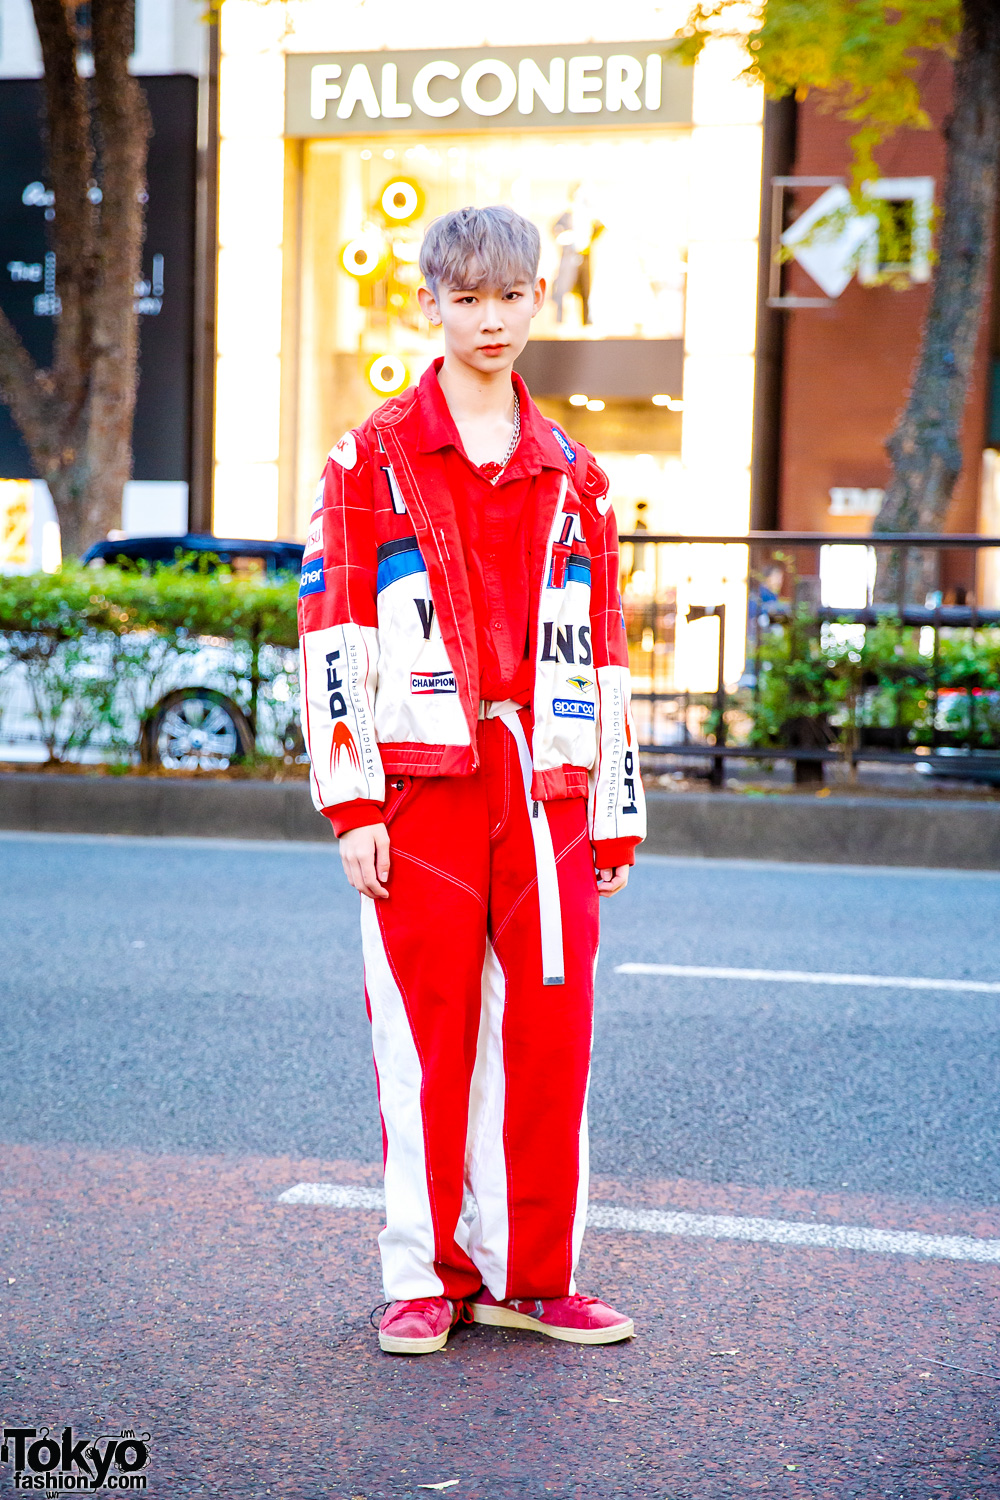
xmin=214 ymin=1 xmax=763 ymax=688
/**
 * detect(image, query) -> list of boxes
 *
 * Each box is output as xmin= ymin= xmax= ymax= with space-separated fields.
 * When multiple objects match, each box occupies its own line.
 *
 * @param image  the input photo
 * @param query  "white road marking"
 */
xmin=636 ymin=853 xmax=1000 ymax=881
xmin=584 ymin=1206 xmax=1000 ymax=1262
xmin=278 ymin=1183 xmax=1000 ymax=1265
xmin=615 ymin=962 xmax=1000 ymax=994
xmin=278 ymin=1183 xmax=384 ymax=1208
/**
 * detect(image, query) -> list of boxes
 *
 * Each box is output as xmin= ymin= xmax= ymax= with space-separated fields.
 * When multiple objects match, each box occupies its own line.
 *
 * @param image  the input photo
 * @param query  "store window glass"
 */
xmin=289 ymin=126 xmax=691 ymax=545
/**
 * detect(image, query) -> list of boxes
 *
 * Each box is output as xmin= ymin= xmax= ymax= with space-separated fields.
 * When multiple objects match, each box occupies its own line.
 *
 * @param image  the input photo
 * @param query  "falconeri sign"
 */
xmin=285 ymin=45 xmax=693 ymax=135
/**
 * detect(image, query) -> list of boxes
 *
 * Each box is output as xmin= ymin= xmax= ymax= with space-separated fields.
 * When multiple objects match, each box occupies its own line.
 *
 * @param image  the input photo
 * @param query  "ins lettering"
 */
xmin=540 ymin=623 xmax=592 ymax=666
xmin=310 ymin=53 xmax=664 ymax=122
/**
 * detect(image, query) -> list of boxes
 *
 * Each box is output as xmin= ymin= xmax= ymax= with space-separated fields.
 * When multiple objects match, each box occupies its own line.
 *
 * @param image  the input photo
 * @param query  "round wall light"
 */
xmin=568 ymin=393 xmax=589 ymax=407
xmin=585 ymin=398 xmax=605 ymax=412
xmin=341 ymin=234 xmax=385 ymax=280
xmin=367 ymin=353 xmax=409 ymax=395
xmin=381 ymin=178 xmax=424 ymax=223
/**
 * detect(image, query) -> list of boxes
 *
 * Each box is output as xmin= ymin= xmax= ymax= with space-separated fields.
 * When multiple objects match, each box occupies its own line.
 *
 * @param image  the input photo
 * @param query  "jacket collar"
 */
xmin=410 ymin=359 xmax=575 ymax=479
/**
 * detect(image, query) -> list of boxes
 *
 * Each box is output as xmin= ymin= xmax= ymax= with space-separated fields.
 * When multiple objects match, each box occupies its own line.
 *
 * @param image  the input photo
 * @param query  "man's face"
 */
xmin=418 ymin=274 xmax=545 ymax=374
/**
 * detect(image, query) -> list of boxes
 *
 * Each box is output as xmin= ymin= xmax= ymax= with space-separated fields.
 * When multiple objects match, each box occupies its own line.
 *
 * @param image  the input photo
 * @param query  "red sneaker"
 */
xmin=470 ymin=1289 xmax=634 ymax=1345
xmin=377 ymin=1297 xmax=466 ymax=1355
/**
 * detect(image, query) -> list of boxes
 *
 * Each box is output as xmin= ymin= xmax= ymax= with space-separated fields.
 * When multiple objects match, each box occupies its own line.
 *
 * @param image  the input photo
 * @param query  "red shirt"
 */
xmin=416 ymin=364 xmax=540 ymax=705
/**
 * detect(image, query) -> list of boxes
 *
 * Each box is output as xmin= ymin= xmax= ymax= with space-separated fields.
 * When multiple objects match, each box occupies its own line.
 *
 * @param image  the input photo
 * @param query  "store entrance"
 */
xmin=284 ymin=126 xmax=692 ymax=542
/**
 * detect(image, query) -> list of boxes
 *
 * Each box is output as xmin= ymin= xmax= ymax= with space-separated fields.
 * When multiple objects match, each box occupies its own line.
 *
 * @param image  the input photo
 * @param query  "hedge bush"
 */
xmin=749 ymin=609 xmax=1000 ymax=752
xmin=0 ymin=562 xmax=300 ymax=764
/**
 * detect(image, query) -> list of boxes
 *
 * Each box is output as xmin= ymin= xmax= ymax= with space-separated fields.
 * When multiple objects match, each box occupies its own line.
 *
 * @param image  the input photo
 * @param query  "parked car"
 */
xmin=1 ymin=535 xmax=305 ymax=770
xmin=81 ymin=533 xmax=304 ymax=577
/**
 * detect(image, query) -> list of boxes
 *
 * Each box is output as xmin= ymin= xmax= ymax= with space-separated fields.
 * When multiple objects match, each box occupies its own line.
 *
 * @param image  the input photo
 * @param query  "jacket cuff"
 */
xmin=592 ymin=837 xmax=638 ymax=870
xmin=324 ymin=799 xmax=385 ymax=837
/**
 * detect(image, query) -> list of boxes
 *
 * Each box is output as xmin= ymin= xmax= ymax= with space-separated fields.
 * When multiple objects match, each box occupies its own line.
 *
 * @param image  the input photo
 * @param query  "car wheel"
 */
xmin=282 ymin=720 xmax=306 ymax=761
xmin=147 ymin=689 xmax=254 ymax=770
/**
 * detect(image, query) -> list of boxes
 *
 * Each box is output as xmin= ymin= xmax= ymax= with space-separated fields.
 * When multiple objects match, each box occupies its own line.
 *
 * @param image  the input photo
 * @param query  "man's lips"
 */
xmin=478 ymin=343 xmax=508 ymax=354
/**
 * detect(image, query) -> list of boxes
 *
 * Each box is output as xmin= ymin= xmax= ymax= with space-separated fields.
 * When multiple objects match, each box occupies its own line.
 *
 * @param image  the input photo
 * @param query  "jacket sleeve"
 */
xmin=578 ymin=449 xmax=646 ymax=868
xmin=297 ymin=429 xmax=386 ymax=827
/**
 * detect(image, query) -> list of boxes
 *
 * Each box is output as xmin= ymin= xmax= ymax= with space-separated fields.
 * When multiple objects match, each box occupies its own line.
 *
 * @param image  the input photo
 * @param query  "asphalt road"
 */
xmin=1 ymin=833 xmax=999 ymax=1498
xmin=1 ymin=833 xmax=998 ymax=1201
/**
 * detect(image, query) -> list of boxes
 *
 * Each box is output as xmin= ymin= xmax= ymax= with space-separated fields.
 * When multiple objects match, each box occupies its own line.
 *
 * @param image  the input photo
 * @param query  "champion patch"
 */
xmin=299 ymin=561 xmax=325 ymax=597
xmin=553 ymin=697 xmax=595 ymax=720
xmin=411 ymin=670 xmax=457 ymax=695
xmin=551 ymin=426 xmax=576 ymax=464
xmin=328 ymin=432 xmax=357 ymax=470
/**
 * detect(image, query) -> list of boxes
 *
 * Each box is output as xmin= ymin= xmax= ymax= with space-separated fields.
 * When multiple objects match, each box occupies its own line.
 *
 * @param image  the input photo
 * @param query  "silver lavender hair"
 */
xmin=419 ymin=205 xmax=541 ymax=296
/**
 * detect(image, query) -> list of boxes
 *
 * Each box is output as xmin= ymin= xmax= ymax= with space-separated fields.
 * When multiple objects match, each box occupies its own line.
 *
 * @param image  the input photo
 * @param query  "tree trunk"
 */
xmin=874 ymin=0 xmax=1000 ymax=603
xmin=81 ymin=0 xmax=151 ymax=549
xmin=0 ymin=0 xmax=149 ymax=559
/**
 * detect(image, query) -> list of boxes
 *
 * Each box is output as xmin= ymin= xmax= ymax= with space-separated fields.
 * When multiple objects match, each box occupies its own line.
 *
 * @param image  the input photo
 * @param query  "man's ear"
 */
xmin=418 ymin=285 xmax=442 ymax=325
xmin=531 ymin=277 xmax=546 ymax=317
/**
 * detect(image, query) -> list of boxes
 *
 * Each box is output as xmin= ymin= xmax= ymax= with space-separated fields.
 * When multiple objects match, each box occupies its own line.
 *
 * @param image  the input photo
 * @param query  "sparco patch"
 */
xmin=553 ymin=697 xmax=595 ymax=719
xmin=411 ymin=670 xmax=457 ymax=695
xmin=550 ymin=426 xmax=576 ymax=464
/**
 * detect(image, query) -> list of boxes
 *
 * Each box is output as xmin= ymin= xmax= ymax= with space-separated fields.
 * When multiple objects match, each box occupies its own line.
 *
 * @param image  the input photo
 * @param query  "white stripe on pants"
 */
xmin=360 ymin=894 xmax=444 ymax=1299
xmin=459 ymin=940 xmax=511 ymax=1299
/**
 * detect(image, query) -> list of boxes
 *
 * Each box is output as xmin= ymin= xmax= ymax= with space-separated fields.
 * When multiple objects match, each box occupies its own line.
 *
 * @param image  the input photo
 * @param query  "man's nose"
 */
xmin=480 ymin=301 xmax=504 ymax=330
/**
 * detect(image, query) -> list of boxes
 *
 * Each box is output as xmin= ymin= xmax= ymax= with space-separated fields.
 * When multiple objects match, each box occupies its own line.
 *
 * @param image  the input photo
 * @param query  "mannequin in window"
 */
xmin=552 ymin=184 xmax=604 ymax=326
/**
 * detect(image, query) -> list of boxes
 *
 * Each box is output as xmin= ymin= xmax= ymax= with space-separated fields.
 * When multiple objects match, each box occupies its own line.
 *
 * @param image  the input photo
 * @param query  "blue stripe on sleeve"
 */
xmin=377 ymin=546 xmax=426 ymax=593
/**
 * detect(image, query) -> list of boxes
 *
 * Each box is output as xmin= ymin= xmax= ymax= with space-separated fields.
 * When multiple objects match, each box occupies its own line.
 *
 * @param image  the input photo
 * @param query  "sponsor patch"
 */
xmin=567 ymin=675 xmax=593 ymax=694
xmin=303 ymin=514 xmax=323 ymax=560
xmin=411 ymin=670 xmax=457 ymax=695
xmin=328 ymin=431 xmax=358 ymax=470
xmin=310 ymin=480 xmax=325 ymax=517
xmin=331 ymin=720 xmax=361 ymax=770
xmin=299 ymin=560 xmax=325 ymax=597
xmin=553 ymin=697 xmax=595 ymax=720
xmin=551 ymin=425 xmax=576 ymax=464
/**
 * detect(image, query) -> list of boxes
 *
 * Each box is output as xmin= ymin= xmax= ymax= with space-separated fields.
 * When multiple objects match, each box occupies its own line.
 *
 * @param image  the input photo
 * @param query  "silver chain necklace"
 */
xmin=479 ymin=394 xmax=521 ymax=485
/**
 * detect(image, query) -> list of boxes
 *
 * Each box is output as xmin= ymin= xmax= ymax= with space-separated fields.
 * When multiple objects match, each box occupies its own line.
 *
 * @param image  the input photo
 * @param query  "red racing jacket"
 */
xmin=297 ymin=373 xmax=646 ymax=868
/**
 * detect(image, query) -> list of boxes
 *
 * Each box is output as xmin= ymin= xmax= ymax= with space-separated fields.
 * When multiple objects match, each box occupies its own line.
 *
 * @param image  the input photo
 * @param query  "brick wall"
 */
xmin=777 ymin=55 xmax=992 ymax=579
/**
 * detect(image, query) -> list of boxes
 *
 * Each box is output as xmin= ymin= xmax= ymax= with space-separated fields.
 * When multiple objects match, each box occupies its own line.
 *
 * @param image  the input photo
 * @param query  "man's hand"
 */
xmin=596 ymin=865 xmax=629 ymax=898
xmin=339 ymin=823 xmax=391 ymax=899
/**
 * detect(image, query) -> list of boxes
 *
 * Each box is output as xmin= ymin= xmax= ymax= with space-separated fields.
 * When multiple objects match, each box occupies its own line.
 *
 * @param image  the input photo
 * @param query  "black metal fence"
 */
xmin=618 ymin=531 xmax=1000 ymax=785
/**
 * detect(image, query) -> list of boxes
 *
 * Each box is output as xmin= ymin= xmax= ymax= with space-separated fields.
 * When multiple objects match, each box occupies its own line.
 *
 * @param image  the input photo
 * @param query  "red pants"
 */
xmin=360 ymin=710 xmax=599 ymax=1302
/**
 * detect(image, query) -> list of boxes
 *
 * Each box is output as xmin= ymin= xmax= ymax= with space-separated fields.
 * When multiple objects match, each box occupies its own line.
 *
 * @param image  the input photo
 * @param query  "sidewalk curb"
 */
xmin=0 ymin=773 xmax=333 ymax=843
xmin=1 ymin=774 xmax=998 ymax=868
xmin=644 ymin=790 xmax=1000 ymax=869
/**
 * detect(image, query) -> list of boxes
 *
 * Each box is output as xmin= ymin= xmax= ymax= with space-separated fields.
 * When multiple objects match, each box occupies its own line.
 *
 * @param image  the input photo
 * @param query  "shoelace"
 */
xmin=370 ymin=1297 xmax=473 ymax=1329
xmin=507 ymin=1293 xmax=604 ymax=1314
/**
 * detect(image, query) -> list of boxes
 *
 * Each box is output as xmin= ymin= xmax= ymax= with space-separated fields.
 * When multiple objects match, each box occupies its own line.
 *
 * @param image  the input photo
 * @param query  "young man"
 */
xmin=298 ymin=205 xmax=646 ymax=1355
